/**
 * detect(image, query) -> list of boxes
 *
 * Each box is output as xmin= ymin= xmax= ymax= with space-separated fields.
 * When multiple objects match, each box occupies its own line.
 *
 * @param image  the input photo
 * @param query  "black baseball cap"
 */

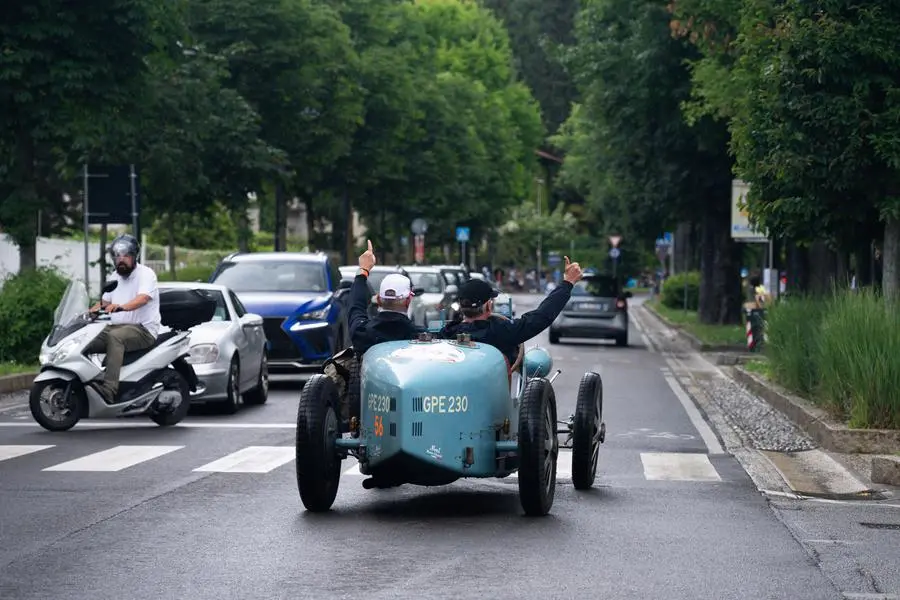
xmin=457 ymin=278 xmax=500 ymax=308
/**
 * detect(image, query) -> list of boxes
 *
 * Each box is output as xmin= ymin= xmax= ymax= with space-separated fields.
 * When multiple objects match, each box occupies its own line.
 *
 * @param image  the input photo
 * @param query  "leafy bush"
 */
xmin=764 ymin=295 xmax=826 ymax=398
xmin=0 ymin=267 xmax=69 ymax=364
xmin=765 ymin=289 xmax=900 ymax=429
xmin=660 ymin=271 xmax=700 ymax=310
xmin=157 ymin=265 xmax=214 ymax=282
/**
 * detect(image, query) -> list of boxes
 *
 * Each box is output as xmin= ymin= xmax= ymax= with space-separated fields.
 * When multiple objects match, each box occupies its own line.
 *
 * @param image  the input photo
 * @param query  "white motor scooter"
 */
xmin=29 ymin=279 xmax=213 ymax=431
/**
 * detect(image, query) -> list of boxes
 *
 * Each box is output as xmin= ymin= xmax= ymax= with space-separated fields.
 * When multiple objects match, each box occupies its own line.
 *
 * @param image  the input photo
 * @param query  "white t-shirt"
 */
xmin=101 ymin=263 xmax=162 ymax=338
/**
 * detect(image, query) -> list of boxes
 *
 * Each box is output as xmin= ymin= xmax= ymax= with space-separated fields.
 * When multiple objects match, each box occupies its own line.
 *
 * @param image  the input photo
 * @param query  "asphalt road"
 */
xmin=0 ymin=293 xmax=892 ymax=599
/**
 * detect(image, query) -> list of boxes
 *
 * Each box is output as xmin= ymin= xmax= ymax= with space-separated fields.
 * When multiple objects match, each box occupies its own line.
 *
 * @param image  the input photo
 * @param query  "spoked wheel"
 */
xmin=149 ymin=371 xmax=191 ymax=426
xmin=517 ymin=377 xmax=558 ymax=516
xmin=29 ymin=380 xmax=83 ymax=432
xmin=572 ymin=371 xmax=605 ymax=490
xmin=295 ymin=374 xmax=343 ymax=512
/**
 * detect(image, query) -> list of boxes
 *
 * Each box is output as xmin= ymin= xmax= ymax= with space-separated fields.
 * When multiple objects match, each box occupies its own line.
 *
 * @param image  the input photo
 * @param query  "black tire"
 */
xmin=244 ymin=351 xmax=269 ymax=405
xmin=517 ymin=377 xmax=558 ymax=516
xmin=348 ymin=357 xmax=361 ymax=425
xmin=295 ymin=374 xmax=343 ymax=512
xmin=572 ymin=371 xmax=604 ymax=490
xmin=616 ymin=330 xmax=628 ymax=347
xmin=221 ymin=356 xmax=240 ymax=415
xmin=150 ymin=371 xmax=191 ymax=426
xmin=29 ymin=380 xmax=82 ymax=432
xmin=549 ymin=331 xmax=560 ymax=344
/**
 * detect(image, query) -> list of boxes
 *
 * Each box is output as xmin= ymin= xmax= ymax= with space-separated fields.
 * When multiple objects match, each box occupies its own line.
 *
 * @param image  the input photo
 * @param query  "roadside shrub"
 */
xmin=816 ymin=290 xmax=900 ymax=429
xmin=765 ymin=289 xmax=900 ymax=429
xmin=0 ymin=267 xmax=69 ymax=364
xmin=764 ymin=295 xmax=826 ymax=399
xmin=660 ymin=271 xmax=700 ymax=311
xmin=157 ymin=264 xmax=214 ymax=282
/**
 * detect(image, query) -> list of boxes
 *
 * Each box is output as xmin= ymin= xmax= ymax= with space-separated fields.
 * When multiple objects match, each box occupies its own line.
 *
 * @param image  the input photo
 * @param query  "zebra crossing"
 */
xmin=0 ymin=443 xmax=726 ymax=482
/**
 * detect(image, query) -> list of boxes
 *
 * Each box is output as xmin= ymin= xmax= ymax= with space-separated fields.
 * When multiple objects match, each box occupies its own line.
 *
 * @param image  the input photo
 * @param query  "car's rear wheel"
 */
xmin=616 ymin=329 xmax=628 ymax=347
xmin=517 ymin=377 xmax=558 ymax=516
xmin=549 ymin=330 xmax=560 ymax=344
xmin=572 ymin=371 xmax=605 ymax=490
xmin=295 ymin=374 xmax=342 ymax=512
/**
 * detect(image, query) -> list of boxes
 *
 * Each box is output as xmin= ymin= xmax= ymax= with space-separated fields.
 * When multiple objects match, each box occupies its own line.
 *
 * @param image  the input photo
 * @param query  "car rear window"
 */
xmin=409 ymin=272 xmax=442 ymax=293
xmin=572 ymin=277 xmax=618 ymax=298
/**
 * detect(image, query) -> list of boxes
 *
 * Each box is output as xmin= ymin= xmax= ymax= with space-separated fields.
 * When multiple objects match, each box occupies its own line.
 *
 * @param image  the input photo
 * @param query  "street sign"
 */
xmin=411 ymin=218 xmax=428 ymax=235
xmin=456 ymin=226 xmax=470 ymax=242
xmin=548 ymin=251 xmax=561 ymax=266
xmin=664 ymin=232 xmax=673 ymax=244
xmin=608 ymin=235 xmax=622 ymax=248
xmin=609 ymin=248 xmax=621 ymax=259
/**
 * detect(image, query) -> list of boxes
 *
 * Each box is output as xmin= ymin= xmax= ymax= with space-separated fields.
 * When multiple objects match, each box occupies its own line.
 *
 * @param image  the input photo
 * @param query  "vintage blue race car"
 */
xmin=294 ymin=319 xmax=606 ymax=516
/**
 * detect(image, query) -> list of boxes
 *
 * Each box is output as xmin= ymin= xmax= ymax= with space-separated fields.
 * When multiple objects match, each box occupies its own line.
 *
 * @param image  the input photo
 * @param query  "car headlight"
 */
xmin=186 ymin=343 xmax=219 ymax=364
xmin=298 ymin=305 xmax=330 ymax=321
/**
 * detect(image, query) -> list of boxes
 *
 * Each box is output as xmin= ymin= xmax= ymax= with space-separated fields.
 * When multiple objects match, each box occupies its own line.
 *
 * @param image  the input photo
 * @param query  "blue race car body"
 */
xmin=209 ymin=252 xmax=351 ymax=372
xmin=294 ymin=321 xmax=608 ymax=516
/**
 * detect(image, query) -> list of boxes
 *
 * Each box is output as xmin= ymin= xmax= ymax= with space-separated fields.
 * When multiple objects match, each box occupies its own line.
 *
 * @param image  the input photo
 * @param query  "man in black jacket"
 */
xmin=348 ymin=240 xmax=422 ymax=355
xmin=440 ymin=256 xmax=583 ymax=366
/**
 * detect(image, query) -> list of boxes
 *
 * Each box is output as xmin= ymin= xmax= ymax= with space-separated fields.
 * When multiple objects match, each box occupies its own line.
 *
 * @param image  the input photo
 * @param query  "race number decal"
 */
xmin=367 ymin=393 xmax=391 ymax=413
xmin=374 ymin=415 xmax=384 ymax=437
xmin=422 ymin=395 xmax=469 ymax=414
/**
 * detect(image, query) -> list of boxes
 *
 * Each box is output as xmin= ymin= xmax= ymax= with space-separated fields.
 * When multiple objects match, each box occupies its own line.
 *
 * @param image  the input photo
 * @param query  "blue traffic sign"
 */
xmin=456 ymin=226 xmax=470 ymax=242
xmin=664 ymin=232 xmax=674 ymax=244
xmin=609 ymin=248 xmax=621 ymax=259
xmin=547 ymin=251 xmax=561 ymax=266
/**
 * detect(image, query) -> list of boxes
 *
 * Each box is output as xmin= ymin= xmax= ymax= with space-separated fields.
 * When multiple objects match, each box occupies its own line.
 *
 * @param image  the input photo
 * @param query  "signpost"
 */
xmin=456 ymin=226 xmax=470 ymax=266
xmin=608 ymin=235 xmax=622 ymax=248
xmin=410 ymin=219 xmax=427 ymax=264
xmin=82 ymin=164 xmax=140 ymax=297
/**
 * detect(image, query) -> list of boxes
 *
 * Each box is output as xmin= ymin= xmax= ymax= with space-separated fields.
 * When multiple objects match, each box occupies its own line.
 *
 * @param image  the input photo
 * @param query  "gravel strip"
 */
xmin=0 ymin=389 xmax=29 ymax=411
xmin=697 ymin=372 xmax=816 ymax=453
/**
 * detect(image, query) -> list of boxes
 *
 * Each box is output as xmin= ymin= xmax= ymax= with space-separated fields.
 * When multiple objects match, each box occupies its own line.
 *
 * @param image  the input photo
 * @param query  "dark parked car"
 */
xmin=548 ymin=273 xmax=632 ymax=346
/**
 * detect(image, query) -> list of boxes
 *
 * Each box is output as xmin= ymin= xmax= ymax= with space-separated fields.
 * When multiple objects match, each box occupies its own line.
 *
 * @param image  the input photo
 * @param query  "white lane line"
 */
xmin=0 ymin=445 xmax=54 ymax=462
xmin=42 ymin=445 xmax=183 ymax=472
xmin=662 ymin=373 xmax=725 ymax=455
xmin=343 ymin=461 xmax=362 ymax=476
xmin=641 ymin=452 xmax=722 ymax=481
xmin=0 ymin=422 xmax=297 ymax=429
xmin=193 ymin=446 xmax=295 ymax=473
xmin=504 ymin=450 xmax=573 ymax=480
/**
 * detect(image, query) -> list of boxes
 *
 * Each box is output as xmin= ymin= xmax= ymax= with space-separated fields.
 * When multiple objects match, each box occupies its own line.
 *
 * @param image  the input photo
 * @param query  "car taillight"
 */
xmin=616 ymin=299 xmax=627 ymax=310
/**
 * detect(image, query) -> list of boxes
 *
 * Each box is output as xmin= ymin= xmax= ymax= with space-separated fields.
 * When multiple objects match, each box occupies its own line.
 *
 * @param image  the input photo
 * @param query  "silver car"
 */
xmin=157 ymin=282 xmax=269 ymax=413
xmin=404 ymin=266 xmax=456 ymax=326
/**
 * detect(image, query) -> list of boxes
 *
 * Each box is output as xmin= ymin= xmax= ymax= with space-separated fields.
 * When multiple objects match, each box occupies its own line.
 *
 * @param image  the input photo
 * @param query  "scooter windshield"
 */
xmin=53 ymin=280 xmax=91 ymax=327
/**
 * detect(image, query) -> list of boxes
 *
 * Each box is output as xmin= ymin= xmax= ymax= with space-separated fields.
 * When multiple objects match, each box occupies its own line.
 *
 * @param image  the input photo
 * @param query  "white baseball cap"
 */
xmin=379 ymin=273 xmax=412 ymax=299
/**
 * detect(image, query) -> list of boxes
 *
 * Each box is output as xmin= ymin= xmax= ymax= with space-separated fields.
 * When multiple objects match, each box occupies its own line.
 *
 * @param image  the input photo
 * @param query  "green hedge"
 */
xmin=660 ymin=271 xmax=700 ymax=311
xmin=157 ymin=265 xmax=215 ymax=282
xmin=764 ymin=289 xmax=900 ymax=429
xmin=0 ymin=267 xmax=69 ymax=364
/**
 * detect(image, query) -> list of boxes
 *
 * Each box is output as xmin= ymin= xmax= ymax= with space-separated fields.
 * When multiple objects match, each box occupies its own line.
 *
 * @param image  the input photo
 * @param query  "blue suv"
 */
xmin=209 ymin=252 xmax=352 ymax=374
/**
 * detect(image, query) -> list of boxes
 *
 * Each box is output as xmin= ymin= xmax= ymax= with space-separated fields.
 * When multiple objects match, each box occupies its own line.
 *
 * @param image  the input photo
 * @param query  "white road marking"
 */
xmin=343 ymin=462 xmax=362 ymax=476
xmin=641 ymin=452 xmax=722 ymax=481
xmin=662 ymin=373 xmax=725 ymax=455
xmin=193 ymin=446 xmax=295 ymax=473
xmin=42 ymin=445 xmax=183 ymax=472
xmin=0 ymin=445 xmax=54 ymax=462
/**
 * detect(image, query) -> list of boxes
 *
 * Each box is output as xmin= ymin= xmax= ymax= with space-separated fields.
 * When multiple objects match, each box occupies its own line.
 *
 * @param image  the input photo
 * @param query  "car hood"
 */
xmin=185 ymin=321 xmax=232 ymax=344
xmin=233 ymin=292 xmax=332 ymax=317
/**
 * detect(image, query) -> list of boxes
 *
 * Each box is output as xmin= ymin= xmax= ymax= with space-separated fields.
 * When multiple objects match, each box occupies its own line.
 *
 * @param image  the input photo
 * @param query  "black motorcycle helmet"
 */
xmin=108 ymin=233 xmax=140 ymax=276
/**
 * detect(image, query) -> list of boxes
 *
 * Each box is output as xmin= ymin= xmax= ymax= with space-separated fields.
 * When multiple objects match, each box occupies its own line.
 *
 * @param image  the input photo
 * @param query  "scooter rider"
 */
xmin=440 ymin=256 xmax=584 ymax=366
xmin=87 ymin=234 xmax=161 ymax=403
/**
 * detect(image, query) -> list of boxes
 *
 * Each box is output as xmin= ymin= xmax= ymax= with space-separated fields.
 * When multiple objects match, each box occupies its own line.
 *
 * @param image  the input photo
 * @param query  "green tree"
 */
xmin=0 ymin=0 xmax=176 ymax=269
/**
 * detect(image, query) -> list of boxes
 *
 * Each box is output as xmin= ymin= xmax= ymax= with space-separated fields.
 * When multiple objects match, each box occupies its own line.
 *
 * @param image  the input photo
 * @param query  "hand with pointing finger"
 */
xmin=563 ymin=256 xmax=583 ymax=284
xmin=359 ymin=239 xmax=376 ymax=271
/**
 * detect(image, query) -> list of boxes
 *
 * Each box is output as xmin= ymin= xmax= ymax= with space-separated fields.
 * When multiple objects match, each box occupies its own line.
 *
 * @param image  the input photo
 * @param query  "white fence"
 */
xmin=0 ymin=234 xmax=106 ymax=295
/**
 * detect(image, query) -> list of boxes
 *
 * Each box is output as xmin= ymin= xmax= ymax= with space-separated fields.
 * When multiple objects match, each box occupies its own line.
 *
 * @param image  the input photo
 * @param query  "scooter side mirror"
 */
xmin=102 ymin=281 xmax=118 ymax=294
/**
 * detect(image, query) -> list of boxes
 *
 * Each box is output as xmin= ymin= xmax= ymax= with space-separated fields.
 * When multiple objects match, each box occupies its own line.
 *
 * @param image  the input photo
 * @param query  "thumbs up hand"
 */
xmin=359 ymin=239 xmax=376 ymax=271
xmin=563 ymin=256 xmax=583 ymax=284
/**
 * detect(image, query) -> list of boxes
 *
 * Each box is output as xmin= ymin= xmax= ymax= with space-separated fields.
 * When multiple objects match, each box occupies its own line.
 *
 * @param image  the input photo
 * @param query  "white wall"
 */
xmin=0 ymin=234 xmax=105 ymax=294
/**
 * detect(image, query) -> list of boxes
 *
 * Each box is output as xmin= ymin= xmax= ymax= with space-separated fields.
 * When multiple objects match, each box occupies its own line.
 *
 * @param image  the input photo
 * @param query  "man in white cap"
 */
xmin=348 ymin=239 xmax=423 ymax=356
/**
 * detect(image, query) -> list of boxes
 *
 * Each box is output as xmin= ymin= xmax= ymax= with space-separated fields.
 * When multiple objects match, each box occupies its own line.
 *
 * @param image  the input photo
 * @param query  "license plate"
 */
xmin=579 ymin=302 xmax=607 ymax=311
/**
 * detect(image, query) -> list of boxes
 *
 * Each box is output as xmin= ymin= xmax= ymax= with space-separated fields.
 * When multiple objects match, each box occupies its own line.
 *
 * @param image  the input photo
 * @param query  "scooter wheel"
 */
xmin=149 ymin=372 xmax=191 ymax=426
xmin=29 ymin=380 xmax=82 ymax=432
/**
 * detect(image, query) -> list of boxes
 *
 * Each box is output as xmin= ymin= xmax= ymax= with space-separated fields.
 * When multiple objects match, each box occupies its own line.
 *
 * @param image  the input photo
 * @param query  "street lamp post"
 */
xmin=535 ymin=177 xmax=544 ymax=292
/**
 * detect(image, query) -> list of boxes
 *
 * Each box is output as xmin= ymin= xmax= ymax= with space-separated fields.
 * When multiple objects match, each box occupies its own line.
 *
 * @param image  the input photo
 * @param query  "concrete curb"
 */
xmin=642 ymin=303 xmax=748 ymax=353
xmin=871 ymin=456 xmax=900 ymax=487
xmin=0 ymin=372 xmax=37 ymax=395
xmin=731 ymin=367 xmax=900 ymax=455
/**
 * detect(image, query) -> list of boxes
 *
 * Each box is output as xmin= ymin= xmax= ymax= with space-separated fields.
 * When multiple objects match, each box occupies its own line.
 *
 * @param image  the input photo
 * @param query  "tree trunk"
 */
xmin=167 ymin=214 xmax=176 ymax=278
xmin=712 ymin=219 xmax=743 ymax=325
xmin=343 ymin=187 xmax=353 ymax=265
xmin=854 ymin=242 xmax=872 ymax=287
xmin=237 ymin=204 xmax=250 ymax=253
xmin=786 ymin=241 xmax=809 ymax=294
xmin=883 ymin=215 xmax=900 ymax=306
xmin=697 ymin=212 xmax=716 ymax=322
xmin=808 ymin=240 xmax=836 ymax=295
xmin=675 ymin=221 xmax=692 ymax=272
xmin=18 ymin=238 xmax=37 ymax=271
